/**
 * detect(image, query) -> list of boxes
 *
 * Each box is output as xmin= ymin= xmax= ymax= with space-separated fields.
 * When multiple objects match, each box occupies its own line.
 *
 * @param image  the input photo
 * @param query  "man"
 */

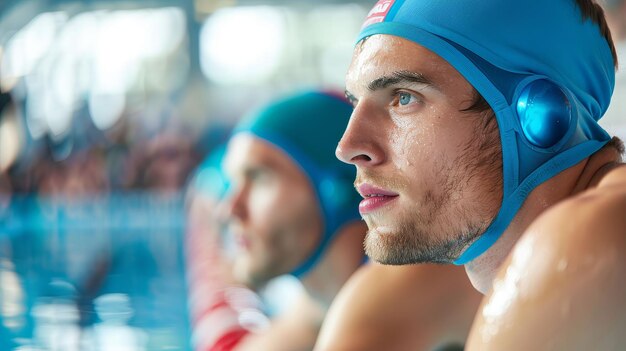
xmin=335 ymin=0 xmax=626 ymax=350
xmin=196 ymin=90 xmax=367 ymax=351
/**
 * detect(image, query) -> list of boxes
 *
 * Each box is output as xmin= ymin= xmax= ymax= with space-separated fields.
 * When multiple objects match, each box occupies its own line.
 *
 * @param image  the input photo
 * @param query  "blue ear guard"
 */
xmin=516 ymin=79 xmax=573 ymax=149
xmin=357 ymin=0 xmax=615 ymax=264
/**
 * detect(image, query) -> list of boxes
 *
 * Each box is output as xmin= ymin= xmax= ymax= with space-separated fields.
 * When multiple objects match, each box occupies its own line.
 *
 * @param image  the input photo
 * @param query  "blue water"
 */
xmin=0 ymin=192 xmax=191 ymax=350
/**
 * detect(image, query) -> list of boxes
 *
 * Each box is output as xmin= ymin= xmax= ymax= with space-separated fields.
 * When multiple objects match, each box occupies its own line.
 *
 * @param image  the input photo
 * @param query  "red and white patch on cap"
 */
xmin=361 ymin=0 xmax=396 ymax=29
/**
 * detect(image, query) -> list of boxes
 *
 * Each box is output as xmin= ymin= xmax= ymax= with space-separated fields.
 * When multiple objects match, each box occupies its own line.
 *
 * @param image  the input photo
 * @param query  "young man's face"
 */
xmin=224 ymin=133 xmax=322 ymax=288
xmin=337 ymin=35 xmax=503 ymax=264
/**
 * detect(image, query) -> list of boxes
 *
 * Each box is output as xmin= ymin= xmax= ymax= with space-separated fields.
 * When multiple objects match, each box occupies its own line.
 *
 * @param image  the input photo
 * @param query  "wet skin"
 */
xmin=338 ymin=34 xmax=626 ymax=350
xmin=337 ymin=35 xmax=502 ymax=264
xmin=467 ymin=157 xmax=626 ymax=351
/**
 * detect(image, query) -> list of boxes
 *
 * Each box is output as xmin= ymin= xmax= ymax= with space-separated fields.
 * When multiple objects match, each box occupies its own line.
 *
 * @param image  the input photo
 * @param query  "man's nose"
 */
xmin=224 ymin=185 xmax=248 ymax=222
xmin=335 ymin=102 xmax=386 ymax=168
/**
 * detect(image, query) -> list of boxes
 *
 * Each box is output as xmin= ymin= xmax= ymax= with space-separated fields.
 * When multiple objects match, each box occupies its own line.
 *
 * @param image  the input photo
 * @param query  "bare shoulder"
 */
xmin=467 ymin=165 xmax=626 ymax=351
xmin=315 ymin=263 xmax=480 ymax=351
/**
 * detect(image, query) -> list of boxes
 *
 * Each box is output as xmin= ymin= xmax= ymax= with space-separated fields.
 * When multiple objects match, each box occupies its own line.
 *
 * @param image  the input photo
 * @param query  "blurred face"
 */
xmin=336 ymin=35 xmax=502 ymax=264
xmin=225 ymin=134 xmax=322 ymax=288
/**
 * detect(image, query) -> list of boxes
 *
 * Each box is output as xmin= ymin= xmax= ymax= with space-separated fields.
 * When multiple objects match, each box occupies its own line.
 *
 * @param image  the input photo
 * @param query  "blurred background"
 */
xmin=0 ymin=0 xmax=625 ymax=350
xmin=0 ymin=0 xmax=372 ymax=350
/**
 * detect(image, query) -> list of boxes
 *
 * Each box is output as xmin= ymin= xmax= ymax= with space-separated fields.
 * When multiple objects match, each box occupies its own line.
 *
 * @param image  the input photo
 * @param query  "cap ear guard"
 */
xmin=515 ymin=78 xmax=574 ymax=149
xmin=357 ymin=0 xmax=614 ymax=265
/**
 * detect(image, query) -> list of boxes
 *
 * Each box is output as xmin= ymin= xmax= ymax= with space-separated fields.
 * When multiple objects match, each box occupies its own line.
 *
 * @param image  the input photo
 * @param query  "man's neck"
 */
xmin=465 ymin=142 xmax=623 ymax=294
xmin=299 ymin=222 xmax=367 ymax=308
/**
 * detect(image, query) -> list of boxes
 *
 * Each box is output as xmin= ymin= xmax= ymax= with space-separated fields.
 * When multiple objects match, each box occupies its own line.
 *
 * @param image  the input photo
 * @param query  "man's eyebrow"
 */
xmin=367 ymin=71 xmax=437 ymax=92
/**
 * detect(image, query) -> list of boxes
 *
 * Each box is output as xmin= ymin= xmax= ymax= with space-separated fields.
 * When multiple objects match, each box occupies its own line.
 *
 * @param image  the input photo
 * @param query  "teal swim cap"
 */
xmin=233 ymin=90 xmax=361 ymax=277
xmin=357 ymin=0 xmax=615 ymax=264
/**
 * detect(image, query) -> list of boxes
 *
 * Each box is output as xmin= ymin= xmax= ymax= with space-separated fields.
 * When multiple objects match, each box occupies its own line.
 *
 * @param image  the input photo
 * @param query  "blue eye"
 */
xmin=398 ymin=92 xmax=414 ymax=106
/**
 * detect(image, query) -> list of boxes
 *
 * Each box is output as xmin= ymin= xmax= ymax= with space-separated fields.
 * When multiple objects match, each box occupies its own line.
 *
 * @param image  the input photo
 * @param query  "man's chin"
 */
xmin=363 ymin=226 xmax=457 ymax=265
xmin=364 ymin=227 xmax=415 ymax=265
xmin=234 ymin=261 xmax=277 ymax=289
xmin=365 ymin=245 xmax=420 ymax=265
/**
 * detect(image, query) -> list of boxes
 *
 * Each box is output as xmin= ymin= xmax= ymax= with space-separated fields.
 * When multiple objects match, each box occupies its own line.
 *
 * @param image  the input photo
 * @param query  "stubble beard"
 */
xmin=364 ymin=214 xmax=485 ymax=265
xmin=362 ymin=113 xmax=502 ymax=265
xmin=362 ymin=178 xmax=488 ymax=264
xmin=360 ymin=163 xmax=489 ymax=264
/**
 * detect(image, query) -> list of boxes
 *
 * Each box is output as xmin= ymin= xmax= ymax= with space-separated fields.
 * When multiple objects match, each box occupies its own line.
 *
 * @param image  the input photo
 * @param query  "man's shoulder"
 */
xmin=315 ymin=263 xmax=479 ymax=351
xmin=534 ymin=163 xmax=626 ymax=252
xmin=466 ymin=165 xmax=626 ymax=351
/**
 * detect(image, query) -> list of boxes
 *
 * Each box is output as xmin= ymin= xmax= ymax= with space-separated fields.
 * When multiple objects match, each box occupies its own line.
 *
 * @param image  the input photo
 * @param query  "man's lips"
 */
xmin=356 ymin=183 xmax=399 ymax=214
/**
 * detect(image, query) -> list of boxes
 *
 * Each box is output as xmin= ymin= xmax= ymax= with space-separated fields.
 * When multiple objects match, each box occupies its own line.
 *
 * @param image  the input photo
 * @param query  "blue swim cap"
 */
xmin=233 ymin=90 xmax=361 ymax=277
xmin=357 ymin=0 xmax=615 ymax=264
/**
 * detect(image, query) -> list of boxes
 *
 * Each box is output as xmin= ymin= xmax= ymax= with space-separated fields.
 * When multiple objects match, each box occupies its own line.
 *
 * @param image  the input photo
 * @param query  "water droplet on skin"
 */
xmin=480 ymin=236 xmax=537 ymax=344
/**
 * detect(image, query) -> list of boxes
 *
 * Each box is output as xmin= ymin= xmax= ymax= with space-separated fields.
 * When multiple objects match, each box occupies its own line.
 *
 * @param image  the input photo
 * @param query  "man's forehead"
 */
xmin=346 ymin=35 xmax=465 ymax=94
xmin=225 ymin=134 xmax=290 ymax=173
xmin=346 ymin=34 xmax=453 ymax=80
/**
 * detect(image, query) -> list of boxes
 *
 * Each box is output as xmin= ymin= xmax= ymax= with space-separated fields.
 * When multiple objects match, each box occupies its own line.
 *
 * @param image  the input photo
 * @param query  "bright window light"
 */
xmin=200 ymin=6 xmax=286 ymax=85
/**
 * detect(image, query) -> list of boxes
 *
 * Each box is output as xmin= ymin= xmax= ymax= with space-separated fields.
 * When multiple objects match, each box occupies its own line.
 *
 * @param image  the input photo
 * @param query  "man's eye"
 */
xmin=248 ymin=169 xmax=270 ymax=182
xmin=398 ymin=92 xmax=416 ymax=106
